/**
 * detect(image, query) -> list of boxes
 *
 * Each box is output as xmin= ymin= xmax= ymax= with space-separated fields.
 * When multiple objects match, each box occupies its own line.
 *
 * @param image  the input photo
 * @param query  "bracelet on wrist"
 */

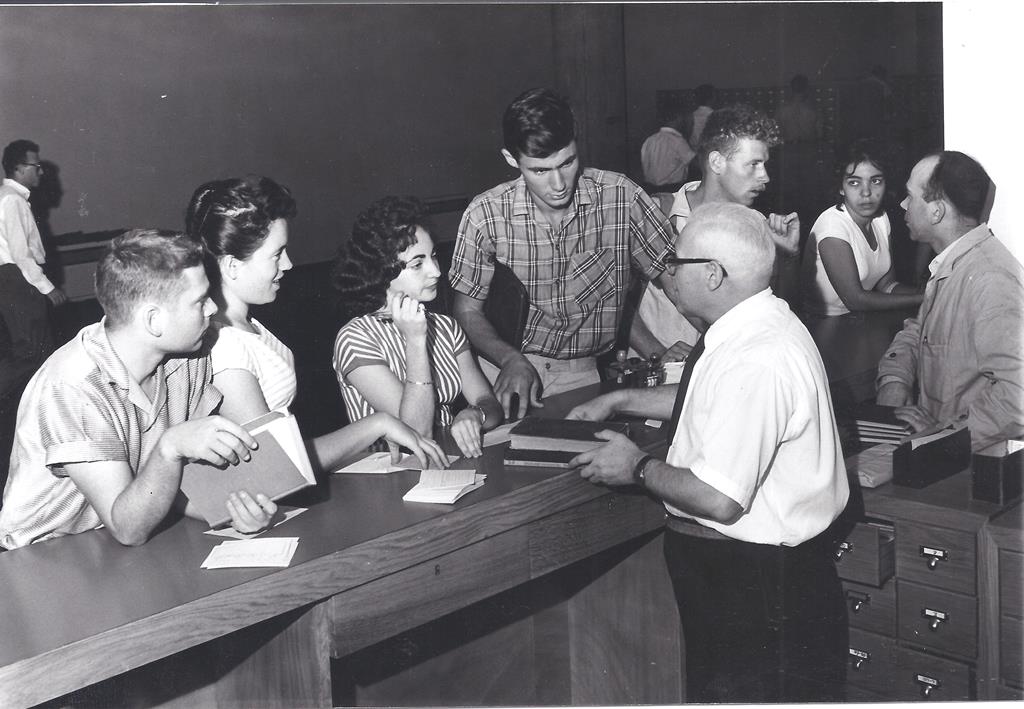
xmin=405 ymin=378 xmax=434 ymax=386
xmin=632 ymin=454 xmax=654 ymax=489
xmin=466 ymin=404 xmax=487 ymax=427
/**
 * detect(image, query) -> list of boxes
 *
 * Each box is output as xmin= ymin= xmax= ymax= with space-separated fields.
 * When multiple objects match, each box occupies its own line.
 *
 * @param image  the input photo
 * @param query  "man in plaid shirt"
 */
xmin=449 ymin=88 xmax=675 ymax=420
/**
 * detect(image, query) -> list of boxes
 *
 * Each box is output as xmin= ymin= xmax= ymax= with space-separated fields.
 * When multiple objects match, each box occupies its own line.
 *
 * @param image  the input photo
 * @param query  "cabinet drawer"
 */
xmin=843 ymin=578 xmax=896 ymax=636
xmin=835 ymin=521 xmax=895 ymax=586
xmin=898 ymin=580 xmax=977 ymax=659
xmin=1000 ymin=549 xmax=1024 ymax=619
xmin=896 ymin=521 xmax=976 ymax=595
xmin=1002 ymin=613 xmax=1024 ymax=689
xmin=847 ymin=627 xmax=898 ymax=696
xmin=889 ymin=644 xmax=973 ymax=701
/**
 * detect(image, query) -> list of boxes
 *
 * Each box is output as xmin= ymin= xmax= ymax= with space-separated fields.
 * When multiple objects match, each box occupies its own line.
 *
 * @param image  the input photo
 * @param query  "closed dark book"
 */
xmin=509 ymin=416 xmax=631 ymax=453
xmin=503 ymin=448 xmax=578 ymax=469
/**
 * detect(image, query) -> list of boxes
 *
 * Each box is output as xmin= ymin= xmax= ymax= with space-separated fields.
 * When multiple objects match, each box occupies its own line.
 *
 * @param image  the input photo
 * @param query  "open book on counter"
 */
xmin=181 ymin=410 xmax=316 ymax=528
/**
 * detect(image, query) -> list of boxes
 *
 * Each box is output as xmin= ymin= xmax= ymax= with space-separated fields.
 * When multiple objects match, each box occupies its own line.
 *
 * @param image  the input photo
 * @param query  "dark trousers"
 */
xmin=663 ymin=524 xmax=848 ymax=703
xmin=0 ymin=263 xmax=53 ymax=365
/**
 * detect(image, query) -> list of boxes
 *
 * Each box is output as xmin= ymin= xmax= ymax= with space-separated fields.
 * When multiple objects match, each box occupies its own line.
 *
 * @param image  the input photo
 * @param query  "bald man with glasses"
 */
xmin=567 ymin=202 xmax=850 ymax=703
xmin=0 ymin=139 xmax=66 ymax=367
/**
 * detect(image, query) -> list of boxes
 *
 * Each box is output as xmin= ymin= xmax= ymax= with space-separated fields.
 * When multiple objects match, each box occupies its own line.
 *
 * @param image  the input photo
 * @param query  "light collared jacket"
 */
xmin=877 ymin=224 xmax=1024 ymax=451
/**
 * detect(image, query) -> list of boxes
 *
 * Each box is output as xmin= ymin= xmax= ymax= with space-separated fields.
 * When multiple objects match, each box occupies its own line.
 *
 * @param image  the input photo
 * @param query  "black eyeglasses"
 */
xmin=19 ymin=162 xmax=42 ymax=171
xmin=665 ymin=256 xmax=729 ymax=278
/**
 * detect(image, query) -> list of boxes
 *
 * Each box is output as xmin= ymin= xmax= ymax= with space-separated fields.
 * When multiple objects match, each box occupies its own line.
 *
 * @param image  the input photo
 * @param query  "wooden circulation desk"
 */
xmin=0 ymin=309 xmax=911 ymax=708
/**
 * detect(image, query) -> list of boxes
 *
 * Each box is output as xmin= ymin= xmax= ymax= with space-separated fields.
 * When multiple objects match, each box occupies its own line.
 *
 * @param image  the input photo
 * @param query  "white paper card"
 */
xmin=333 ymin=451 xmax=458 ymax=474
xmin=201 ymin=538 xmax=299 ymax=569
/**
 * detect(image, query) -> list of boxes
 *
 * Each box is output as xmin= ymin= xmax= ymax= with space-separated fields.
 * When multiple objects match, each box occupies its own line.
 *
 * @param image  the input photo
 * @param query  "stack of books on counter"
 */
xmin=503 ymin=416 xmax=631 ymax=468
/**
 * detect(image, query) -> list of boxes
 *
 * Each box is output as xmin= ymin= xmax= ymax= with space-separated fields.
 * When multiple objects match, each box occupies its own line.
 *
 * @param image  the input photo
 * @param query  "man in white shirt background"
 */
xmin=0 ymin=139 xmax=66 ymax=368
xmin=640 ymin=99 xmax=695 ymax=194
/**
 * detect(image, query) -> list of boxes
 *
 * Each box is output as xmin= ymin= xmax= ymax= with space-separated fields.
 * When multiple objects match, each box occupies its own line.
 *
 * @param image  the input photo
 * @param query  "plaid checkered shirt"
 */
xmin=449 ymin=168 xmax=674 ymax=359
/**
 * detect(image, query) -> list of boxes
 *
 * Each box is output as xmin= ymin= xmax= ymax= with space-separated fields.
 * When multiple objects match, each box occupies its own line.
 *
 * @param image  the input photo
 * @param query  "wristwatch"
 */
xmin=632 ymin=454 xmax=654 ymax=488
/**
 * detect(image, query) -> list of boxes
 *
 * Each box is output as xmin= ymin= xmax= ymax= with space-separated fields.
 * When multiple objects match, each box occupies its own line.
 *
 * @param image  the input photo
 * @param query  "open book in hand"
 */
xmin=402 ymin=468 xmax=486 ymax=504
xmin=181 ymin=411 xmax=316 ymax=528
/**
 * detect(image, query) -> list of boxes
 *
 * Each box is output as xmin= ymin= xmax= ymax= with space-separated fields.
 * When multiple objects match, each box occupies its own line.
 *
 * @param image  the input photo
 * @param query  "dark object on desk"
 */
xmin=509 ymin=416 xmax=631 ymax=453
xmin=604 ymin=350 xmax=666 ymax=388
xmin=892 ymin=424 xmax=972 ymax=489
xmin=483 ymin=261 xmax=529 ymax=348
xmin=971 ymin=440 xmax=1024 ymax=505
xmin=503 ymin=447 xmax=577 ymax=469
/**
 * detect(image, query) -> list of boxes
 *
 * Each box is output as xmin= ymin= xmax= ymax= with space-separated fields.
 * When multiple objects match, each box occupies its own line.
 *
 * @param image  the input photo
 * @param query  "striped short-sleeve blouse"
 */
xmin=333 ymin=312 xmax=470 ymax=426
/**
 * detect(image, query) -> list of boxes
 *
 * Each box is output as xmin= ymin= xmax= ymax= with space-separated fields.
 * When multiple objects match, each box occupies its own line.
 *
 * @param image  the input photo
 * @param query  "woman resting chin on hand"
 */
xmin=332 ymin=196 xmax=502 ymax=458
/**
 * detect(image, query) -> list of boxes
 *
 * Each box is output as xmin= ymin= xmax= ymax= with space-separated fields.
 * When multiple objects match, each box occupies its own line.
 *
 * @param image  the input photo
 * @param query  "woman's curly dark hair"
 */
xmin=332 ymin=196 xmax=425 ymax=322
xmin=185 ymin=175 xmax=297 ymax=260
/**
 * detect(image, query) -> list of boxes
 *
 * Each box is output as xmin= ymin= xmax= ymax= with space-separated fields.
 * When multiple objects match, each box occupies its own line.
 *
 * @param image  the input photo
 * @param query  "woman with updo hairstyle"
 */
xmin=332 ymin=196 xmax=502 ymax=458
xmin=187 ymin=176 xmax=447 ymax=472
xmin=800 ymin=140 xmax=924 ymax=316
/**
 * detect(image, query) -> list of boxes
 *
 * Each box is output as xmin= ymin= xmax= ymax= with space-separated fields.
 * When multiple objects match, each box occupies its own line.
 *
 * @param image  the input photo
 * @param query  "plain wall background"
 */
xmin=0 ymin=2 xmax=948 ymax=276
xmin=0 ymin=4 xmax=559 ymax=265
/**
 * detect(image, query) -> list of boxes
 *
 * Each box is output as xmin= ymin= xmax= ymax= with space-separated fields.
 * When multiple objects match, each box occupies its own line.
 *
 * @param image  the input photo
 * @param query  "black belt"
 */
xmin=665 ymin=514 xmax=729 ymax=541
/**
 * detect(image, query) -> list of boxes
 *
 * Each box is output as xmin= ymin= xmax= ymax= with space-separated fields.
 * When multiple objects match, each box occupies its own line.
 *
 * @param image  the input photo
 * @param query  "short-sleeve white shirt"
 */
xmin=665 ymin=289 xmax=849 ymax=546
xmin=802 ymin=206 xmax=892 ymax=316
xmin=208 ymin=318 xmax=296 ymax=413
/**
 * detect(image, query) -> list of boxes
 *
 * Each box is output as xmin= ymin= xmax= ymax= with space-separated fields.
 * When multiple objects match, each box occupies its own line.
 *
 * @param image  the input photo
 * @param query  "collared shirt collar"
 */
xmin=2 ymin=177 xmax=30 ymax=200
xmin=928 ymin=223 xmax=991 ymax=279
xmin=702 ymin=288 xmax=775 ymax=354
xmin=511 ymin=170 xmax=595 ymax=219
xmin=669 ymin=180 xmax=701 ymax=220
xmin=82 ymin=319 xmax=184 ymax=430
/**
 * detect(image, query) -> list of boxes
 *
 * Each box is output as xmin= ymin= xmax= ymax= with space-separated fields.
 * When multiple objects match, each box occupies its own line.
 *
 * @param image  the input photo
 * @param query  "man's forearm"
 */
xmin=110 ymin=448 xmax=184 ymax=545
xmin=453 ymin=297 xmax=524 ymax=367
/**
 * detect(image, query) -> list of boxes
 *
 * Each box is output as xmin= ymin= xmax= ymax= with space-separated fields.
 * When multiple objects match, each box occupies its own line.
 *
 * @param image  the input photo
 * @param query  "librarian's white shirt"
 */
xmin=666 ymin=289 xmax=849 ymax=546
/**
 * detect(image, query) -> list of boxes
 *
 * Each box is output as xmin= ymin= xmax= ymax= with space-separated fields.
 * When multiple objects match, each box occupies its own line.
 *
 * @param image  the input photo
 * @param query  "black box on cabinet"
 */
xmin=893 ymin=425 xmax=971 ymax=489
xmin=971 ymin=440 xmax=1023 ymax=505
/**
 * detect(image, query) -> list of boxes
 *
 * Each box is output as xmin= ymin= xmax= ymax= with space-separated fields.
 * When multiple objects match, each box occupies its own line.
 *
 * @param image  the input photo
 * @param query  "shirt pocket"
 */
xmin=565 ymin=249 xmax=616 ymax=307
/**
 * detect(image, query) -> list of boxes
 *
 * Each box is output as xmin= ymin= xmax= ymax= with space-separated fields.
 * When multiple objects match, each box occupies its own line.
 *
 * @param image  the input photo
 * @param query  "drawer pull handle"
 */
xmin=848 ymin=647 xmax=870 ymax=670
xmin=920 ymin=545 xmax=948 ymax=569
xmin=915 ymin=674 xmax=940 ymax=698
xmin=922 ymin=607 xmax=948 ymax=630
xmin=846 ymin=590 xmax=871 ymax=613
xmin=834 ymin=541 xmax=853 ymax=561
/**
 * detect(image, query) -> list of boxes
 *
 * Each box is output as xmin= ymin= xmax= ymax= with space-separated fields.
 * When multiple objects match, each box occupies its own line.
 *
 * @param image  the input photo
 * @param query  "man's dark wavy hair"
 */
xmin=332 ymin=195 xmax=424 ymax=322
xmin=502 ymin=87 xmax=576 ymax=160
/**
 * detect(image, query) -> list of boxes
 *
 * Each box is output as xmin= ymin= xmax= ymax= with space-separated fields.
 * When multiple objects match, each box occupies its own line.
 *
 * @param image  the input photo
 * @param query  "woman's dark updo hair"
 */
xmin=834 ymin=139 xmax=891 ymax=209
xmin=332 ymin=195 xmax=425 ymax=322
xmin=185 ymin=175 xmax=297 ymax=260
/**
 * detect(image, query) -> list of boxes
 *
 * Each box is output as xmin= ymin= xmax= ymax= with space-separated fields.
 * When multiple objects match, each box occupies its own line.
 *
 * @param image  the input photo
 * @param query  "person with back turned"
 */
xmin=566 ymin=202 xmax=849 ymax=703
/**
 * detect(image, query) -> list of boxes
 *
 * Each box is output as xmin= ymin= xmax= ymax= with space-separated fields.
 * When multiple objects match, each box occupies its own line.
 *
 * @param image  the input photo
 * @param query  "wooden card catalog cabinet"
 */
xmin=839 ymin=464 xmax=1016 ymax=701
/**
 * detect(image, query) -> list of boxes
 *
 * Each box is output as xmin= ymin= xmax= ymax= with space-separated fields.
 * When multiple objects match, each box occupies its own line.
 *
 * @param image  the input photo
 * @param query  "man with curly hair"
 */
xmin=632 ymin=105 xmax=802 ymax=359
xmin=449 ymin=88 xmax=676 ymax=420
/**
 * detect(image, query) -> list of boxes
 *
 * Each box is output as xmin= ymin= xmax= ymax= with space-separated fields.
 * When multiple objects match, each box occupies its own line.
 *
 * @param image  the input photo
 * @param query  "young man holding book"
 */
xmin=0 ymin=230 xmax=275 ymax=549
xmin=566 ymin=203 xmax=849 ymax=702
